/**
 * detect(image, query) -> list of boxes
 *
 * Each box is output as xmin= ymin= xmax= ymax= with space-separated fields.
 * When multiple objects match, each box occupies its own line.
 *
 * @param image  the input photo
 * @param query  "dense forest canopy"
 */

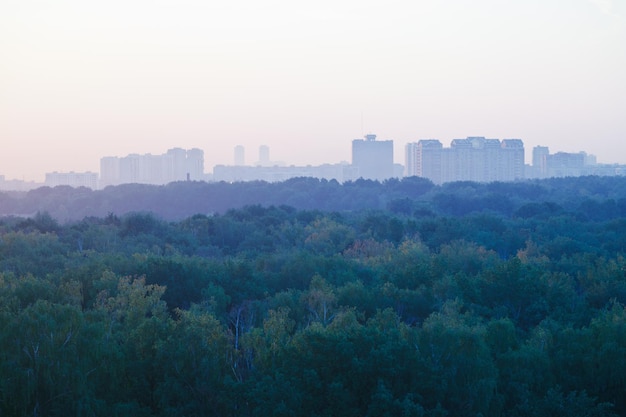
xmin=2 ymin=175 xmax=626 ymax=416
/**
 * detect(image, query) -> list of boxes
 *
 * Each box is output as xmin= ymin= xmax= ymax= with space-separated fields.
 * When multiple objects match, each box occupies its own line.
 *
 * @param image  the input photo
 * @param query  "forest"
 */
xmin=2 ymin=175 xmax=626 ymax=416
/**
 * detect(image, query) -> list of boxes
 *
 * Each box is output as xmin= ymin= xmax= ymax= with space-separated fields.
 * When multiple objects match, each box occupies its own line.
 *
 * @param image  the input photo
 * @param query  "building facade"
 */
xmin=528 ymin=146 xmax=611 ymax=179
xmin=405 ymin=140 xmax=443 ymax=183
xmin=352 ymin=134 xmax=394 ymax=181
xmin=234 ymin=145 xmax=245 ymax=166
xmin=45 ymin=171 xmax=99 ymax=189
xmin=404 ymin=142 xmax=418 ymax=177
xmin=257 ymin=145 xmax=270 ymax=166
xmin=406 ymin=137 xmax=525 ymax=184
xmin=100 ymin=148 xmax=205 ymax=187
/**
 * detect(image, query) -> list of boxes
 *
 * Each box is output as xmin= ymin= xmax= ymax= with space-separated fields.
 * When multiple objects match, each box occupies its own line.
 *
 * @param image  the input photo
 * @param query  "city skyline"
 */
xmin=0 ymin=134 xmax=617 ymax=183
xmin=3 ymin=136 xmax=624 ymax=191
xmin=2 ymin=1 xmax=625 ymax=181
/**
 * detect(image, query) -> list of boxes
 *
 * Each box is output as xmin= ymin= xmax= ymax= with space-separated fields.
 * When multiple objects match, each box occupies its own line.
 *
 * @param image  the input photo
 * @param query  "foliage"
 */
xmin=2 ymin=176 xmax=626 ymax=415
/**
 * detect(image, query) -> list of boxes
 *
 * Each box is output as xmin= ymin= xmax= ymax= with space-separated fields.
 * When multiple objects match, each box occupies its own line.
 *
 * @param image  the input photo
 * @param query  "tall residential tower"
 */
xmin=351 ymin=134 xmax=394 ymax=181
xmin=406 ymin=137 xmax=525 ymax=184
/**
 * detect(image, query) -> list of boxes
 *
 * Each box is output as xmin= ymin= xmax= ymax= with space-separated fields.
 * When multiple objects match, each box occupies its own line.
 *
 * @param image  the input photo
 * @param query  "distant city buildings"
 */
xmin=213 ymin=162 xmax=359 ymax=183
xmin=405 ymin=140 xmax=442 ymax=184
xmin=45 ymin=171 xmax=98 ymax=189
xmin=532 ymin=146 xmax=550 ymax=176
xmin=3 ymin=135 xmax=626 ymax=192
xmin=214 ymin=145 xmax=358 ymax=182
xmin=257 ymin=145 xmax=271 ymax=166
xmin=100 ymin=148 xmax=205 ymax=187
xmin=405 ymin=137 xmax=525 ymax=184
xmin=351 ymin=134 xmax=395 ymax=181
xmin=214 ymin=136 xmax=398 ymax=183
xmin=0 ymin=175 xmax=44 ymax=191
xmin=529 ymin=146 xmax=619 ymax=179
xmin=234 ymin=145 xmax=245 ymax=166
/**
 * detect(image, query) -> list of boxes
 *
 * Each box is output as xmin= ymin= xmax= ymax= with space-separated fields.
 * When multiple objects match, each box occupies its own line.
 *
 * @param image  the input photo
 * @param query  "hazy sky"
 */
xmin=1 ymin=0 xmax=625 ymax=181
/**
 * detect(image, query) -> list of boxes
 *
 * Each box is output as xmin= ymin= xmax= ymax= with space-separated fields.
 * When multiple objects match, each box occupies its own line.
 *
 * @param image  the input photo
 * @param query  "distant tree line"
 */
xmin=1 ymin=176 xmax=626 ymax=415
xmin=3 ymin=175 xmax=626 ymax=222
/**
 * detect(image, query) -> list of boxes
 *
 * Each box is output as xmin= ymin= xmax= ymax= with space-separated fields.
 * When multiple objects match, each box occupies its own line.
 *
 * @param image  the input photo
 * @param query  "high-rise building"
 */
xmin=100 ymin=156 xmax=120 ymax=187
xmin=166 ymin=148 xmax=188 ymax=181
xmin=405 ymin=142 xmax=419 ymax=177
xmin=447 ymin=138 xmax=473 ymax=182
xmin=100 ymin=148 xmax=205 ymax=186
xmin=258 ymin=145 xmax=270 ymax=166
xmin=234 ymin=145 xmax=245 ymax=166
xmin=530 ymin=147 xmax=603 ymax=178
xmin=545 ymin=152 xmax=585 ymax=177
xmin=532 ymin=146 xmax=550 ymax=178
xmin=406 ymin=140 xmax=443 ymax=183
xmin=45 ymin=171 xmax=98 ymax=189
xmin=409 ymin=137 xmax=525 ymax=184
xmin=351 ymin=134 xmax=394 ymax=181
xmin=500 ymin=139 xmax=525 ymax=181
xmin=119 ymin=154 xmax=142 ymax=184
xmin=186 ymin=148 xmax=204 ymax=181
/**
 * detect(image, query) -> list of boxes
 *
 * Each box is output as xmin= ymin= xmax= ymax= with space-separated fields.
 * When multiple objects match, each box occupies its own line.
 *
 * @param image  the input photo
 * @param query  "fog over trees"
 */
xmin=4 ymin=175 xmax=626 ymax=222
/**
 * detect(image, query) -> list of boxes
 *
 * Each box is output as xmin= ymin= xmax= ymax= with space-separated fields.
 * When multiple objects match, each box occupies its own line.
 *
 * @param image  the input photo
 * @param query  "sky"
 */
xmin=1 ymin=0 xmax=625 ymax=181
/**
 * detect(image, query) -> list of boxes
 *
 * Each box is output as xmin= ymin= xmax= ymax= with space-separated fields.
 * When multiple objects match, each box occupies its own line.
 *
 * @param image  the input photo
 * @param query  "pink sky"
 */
xmin=1 ymin=0 xmax=625 ymax=181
